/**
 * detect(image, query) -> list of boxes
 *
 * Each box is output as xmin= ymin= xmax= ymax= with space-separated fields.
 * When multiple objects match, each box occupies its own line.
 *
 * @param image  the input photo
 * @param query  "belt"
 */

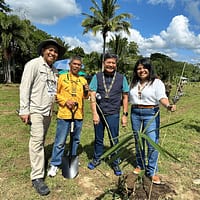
xmin=131 ymin=105 xmax=159 ymax=109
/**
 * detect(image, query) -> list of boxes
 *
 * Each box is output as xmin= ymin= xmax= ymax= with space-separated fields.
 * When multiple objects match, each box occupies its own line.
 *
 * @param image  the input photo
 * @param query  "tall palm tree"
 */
xmin=107 ymin=34 xmax=128 ymax=57
xmin=0 ymin=14 xmax=28 ymax=83
xmin=107 ymin=34 xmax=128 ymax=73
xmin=83 ymin=51 xmax=101 ymax=73
xmin=0 ymin=0 xmax=11 ymax=13
xmin=82 ymin=0 xmax=132 ymax=69
xmin=107 ymin=34 xmax=139 ymax=75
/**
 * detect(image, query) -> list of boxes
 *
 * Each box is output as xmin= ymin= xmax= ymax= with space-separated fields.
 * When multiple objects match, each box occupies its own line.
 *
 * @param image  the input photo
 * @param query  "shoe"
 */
xmin=47 ymin=165 xmax=58 ymax=177
xmin=32 ymin=178 xmax=50 ymax=196
xmin=87 ymin=159 xmax=101 ymax=170
xmin=112 ymin=165 xmax=123 ymax=176
xmin=151 ymin=175 xmax=161 ymax=184
xmin=133 ymin=167 xmax=141 ymax=175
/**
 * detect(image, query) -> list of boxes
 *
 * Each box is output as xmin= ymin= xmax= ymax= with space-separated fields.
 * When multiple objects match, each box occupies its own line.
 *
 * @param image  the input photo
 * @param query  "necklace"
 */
xmin=138 ymin=81 xmax=149 ymax=100
xmin=66 ymin=73 xmax=80 ymax=97
xmin=102 ymin=72 xmax=116 ymax=98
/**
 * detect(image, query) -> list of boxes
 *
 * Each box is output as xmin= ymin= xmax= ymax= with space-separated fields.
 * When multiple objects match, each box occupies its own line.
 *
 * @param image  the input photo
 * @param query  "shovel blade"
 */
xmin=62 ymin=155 xmax=79 ymax=179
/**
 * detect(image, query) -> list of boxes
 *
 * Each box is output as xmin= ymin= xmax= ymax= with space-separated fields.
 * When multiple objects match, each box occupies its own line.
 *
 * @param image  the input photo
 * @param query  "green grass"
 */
xmin=0 ymin=83 xmax=200 ymax=200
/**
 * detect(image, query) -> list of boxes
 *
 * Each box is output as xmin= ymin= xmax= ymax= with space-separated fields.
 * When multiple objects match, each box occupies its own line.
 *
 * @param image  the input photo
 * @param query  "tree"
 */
xmin=107 ymin=35 xmax=139 ymax=76
xmin=0 ymin=0 xmax=11 ymax=13
xmin=0 ymin=14 xmax=29 ymax=83
xmin=67 ymin=47 xmax=85 ymax=58
xmin=107 ymin=34 xmax=128 ymax=56
xmin=128 ymin=41 xmax=139 ymax=56
xmin=83 ymin=51 xmax=101 ymax=74
xmin=107 ymin=34 xmax=128 ymax=73
xmin=82 ymin=0 xmax=131 ymax=69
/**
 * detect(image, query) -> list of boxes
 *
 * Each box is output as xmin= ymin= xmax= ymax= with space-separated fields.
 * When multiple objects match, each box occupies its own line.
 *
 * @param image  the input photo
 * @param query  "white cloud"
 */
xmin=139 ymin=1 xmax=200 ymax=62
xmin=73 ymin=13 xmax=200 ymax=62
xmin=148 ymin=0 xmax=200 ymax=25
xmin=123 ymin=15 xmax=200 ymax=62
xmin=63 ymin=36 xmax=87 ymax=50
xmin=185 ymin=0 xmax=200 ymax=24
xmin=5 ymin=0 xmax=81 ymax=24
xmin=63 ymin=32 xmax=103 ymax=53
xmin=160 ymin=15 xmax=200 ymax=49
xmin=147 ymin=0 xmax=176 ymax=8
xmin=62 ymin=14 xmax=200 ymax=63
xmin=4 ymin=0 xmax=200 ymax=63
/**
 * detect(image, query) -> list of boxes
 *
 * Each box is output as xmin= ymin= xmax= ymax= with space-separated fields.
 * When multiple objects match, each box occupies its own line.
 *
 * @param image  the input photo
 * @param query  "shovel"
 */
xmin=62 ymin=102 xmax=79 ymax=179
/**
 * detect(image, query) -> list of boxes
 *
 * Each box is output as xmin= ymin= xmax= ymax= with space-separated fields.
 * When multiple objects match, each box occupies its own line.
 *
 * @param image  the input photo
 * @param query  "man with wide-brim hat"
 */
xmin=37 ymin=39 xmax=66 ymax=59
xmin=19 ymin=39 xmax=66 ymax=196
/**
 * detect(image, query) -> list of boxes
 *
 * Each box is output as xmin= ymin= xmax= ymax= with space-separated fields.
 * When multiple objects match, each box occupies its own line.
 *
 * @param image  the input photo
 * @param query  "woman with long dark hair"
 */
xmin=129 ymin=58 xmax=176 ymax=184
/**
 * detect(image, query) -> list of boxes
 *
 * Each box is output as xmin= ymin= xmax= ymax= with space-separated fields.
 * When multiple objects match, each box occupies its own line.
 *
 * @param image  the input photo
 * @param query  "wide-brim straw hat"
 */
xmin=37 ymin=39 xmax=66 ymax=58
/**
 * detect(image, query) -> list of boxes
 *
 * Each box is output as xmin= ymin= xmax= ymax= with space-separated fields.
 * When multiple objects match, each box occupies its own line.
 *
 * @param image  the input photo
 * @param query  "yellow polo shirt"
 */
xmin=56 ymin=72 xmax=88 ymax=119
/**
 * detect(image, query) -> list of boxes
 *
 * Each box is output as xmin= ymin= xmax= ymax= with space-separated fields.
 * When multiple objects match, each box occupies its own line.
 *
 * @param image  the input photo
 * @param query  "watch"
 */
xmin=123 ymin=112 xmax=128 ymax=116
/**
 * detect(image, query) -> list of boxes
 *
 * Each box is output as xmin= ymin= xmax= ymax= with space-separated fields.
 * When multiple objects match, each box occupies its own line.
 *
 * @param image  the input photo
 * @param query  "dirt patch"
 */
xmin=77 ymin=166 xmax=119 ymax=199
xmin=0 ymin=110 xmax=15 ymax=115
xmin=73 ymin=166 xmax=179 ymax=200
xmin=116 ymin=172 xmax=177 ymax=200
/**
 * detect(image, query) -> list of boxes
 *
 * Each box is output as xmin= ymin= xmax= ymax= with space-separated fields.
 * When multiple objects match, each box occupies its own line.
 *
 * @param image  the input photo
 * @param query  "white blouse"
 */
xmin=129 ymin=79 xmax=167 ymax=105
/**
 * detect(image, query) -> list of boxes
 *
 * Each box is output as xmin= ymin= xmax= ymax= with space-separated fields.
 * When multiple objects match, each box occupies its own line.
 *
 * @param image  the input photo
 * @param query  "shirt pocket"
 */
xmin=39 ymin=69 xmax=48 ymax=82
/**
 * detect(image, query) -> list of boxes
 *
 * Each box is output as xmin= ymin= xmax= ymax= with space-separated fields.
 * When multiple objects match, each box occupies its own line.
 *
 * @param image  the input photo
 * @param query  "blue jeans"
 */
xmin=131 ymin=107 xmax=160 ymax=176
xmin=50 ymin=118 xmax=83 ymax=166
xmin=93 ymin=113 xmax=120 ymax=166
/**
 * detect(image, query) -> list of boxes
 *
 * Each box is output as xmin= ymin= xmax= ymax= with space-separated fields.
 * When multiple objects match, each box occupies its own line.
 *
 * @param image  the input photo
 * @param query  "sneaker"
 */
xmin=112 ymin=165 xmax=123 ymax=176
xmin=32 ymin=178 xmax=50 ymax=196
xmin=47 ymin=165 xmax=58 ymax=177
xmin=133 ymin=167 xmax=141 ymax=175
xmin=151 ymin=175 xmax=161 ymax=184
xmin=87 ymin=159 xmax=101 ymax=170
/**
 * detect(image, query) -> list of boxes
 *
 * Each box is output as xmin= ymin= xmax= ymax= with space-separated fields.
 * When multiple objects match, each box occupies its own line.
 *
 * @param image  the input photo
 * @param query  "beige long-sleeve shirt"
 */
xmin=19 ymin=56 xmax=58 ymax=116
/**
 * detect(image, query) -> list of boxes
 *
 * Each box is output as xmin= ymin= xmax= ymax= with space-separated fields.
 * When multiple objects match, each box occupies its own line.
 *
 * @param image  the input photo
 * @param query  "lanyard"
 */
xmin=138 ymin=81 xmax=149 ymax=100
xmin=66 ymin=73 xmax=80 ymax=97
xmin=102 ymin=72 xmax=116 ymax=98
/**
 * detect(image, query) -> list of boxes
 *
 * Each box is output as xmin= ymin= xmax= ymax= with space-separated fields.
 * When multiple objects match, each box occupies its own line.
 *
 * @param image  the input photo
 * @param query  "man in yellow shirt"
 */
xmin=48 ymin=56 xmax=89 ymax=177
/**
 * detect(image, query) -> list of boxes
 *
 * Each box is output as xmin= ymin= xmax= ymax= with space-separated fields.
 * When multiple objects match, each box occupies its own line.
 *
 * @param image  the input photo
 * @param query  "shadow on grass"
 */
xmin=44 ymin=143 xmax=54 ymax=177
xmin=82 ymin=141 xmax=137 ymax=169
xmin=184 ymin=124 xmax=200 ymax=133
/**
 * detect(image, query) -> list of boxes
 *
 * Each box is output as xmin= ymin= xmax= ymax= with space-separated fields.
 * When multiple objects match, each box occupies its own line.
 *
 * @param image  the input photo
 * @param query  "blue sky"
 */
xmin=5 ymin=0 xmax=200 ymax=64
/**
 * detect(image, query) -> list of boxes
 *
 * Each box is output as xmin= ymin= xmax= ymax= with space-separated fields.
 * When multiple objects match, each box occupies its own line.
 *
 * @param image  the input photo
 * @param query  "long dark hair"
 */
xmin=130 ymin=57 xmax=157 ymax=88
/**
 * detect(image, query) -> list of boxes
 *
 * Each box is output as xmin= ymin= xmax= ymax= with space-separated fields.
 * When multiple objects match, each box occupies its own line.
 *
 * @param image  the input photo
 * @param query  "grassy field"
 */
xmin=0 ymin=83 xmax=199 ymax=200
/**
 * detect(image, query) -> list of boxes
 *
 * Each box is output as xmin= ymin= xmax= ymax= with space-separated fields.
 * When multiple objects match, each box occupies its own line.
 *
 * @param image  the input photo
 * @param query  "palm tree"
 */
xmin=83 ymin=51 xmax=102 ymax=73
xmin=107 ymin=34 xmax=128 ymax=57
xmin=107 ymin=34 xmax=139 ymax=75
xmin=0 ymin=14 xmax=28 ymax=83
xmin=107 ymin=34 xmax=128 ymax=73
xmin=0 ymin=0 xmax=11 ymax=13
xmin=82 ymin=0 xmax=132 ymax=69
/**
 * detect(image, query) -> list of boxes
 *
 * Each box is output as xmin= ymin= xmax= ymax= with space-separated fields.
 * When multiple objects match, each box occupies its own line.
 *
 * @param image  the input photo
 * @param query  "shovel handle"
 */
xmin=70 ymin=103 xmax=78 ymax=132
xmin=70 ymin=121 xmax=75 ymax=133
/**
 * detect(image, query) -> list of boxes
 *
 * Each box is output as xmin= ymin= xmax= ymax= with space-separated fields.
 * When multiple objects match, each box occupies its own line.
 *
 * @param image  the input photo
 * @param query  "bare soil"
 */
xmin=72 ymin=163 xmax=200 ymax=200
xmin=117 ymin=172 xmax=177 ymax=200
